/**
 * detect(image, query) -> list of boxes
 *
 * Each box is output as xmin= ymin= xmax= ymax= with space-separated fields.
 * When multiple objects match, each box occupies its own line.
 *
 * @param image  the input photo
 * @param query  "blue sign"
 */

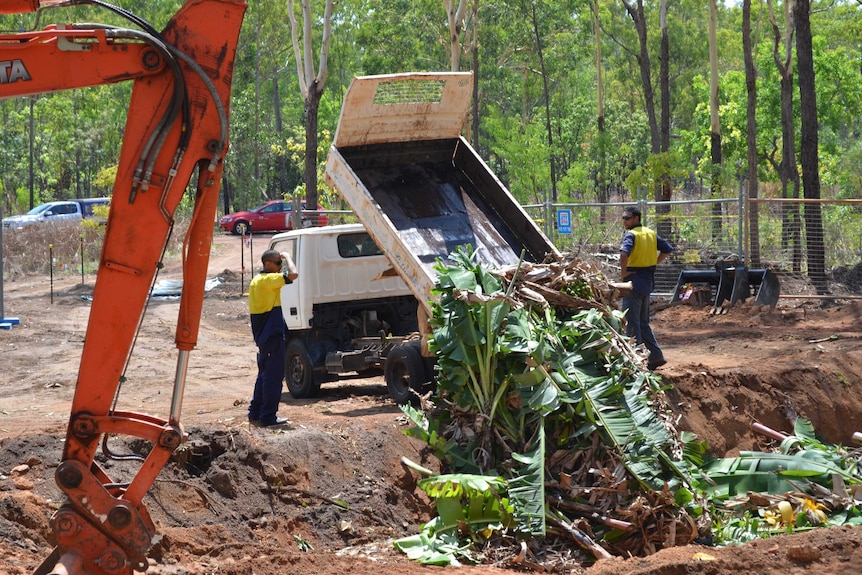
xmin=557 ymin=209 xmax=572 ymax=235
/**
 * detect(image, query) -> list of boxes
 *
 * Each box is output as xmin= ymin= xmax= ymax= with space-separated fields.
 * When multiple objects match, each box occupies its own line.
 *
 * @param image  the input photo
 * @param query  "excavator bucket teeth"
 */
xmin=754 ymin=269 xmax=781 ymax=309
xmin=729 ymin=267 xmax=752 ymax=307
xmin=711 ymin=268 xmax=736 ymax=314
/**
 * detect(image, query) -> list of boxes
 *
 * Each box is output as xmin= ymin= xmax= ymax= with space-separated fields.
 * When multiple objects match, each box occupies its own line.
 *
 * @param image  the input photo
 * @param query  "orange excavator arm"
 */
xmin=0 ymin=1 xmax=247 ymax=574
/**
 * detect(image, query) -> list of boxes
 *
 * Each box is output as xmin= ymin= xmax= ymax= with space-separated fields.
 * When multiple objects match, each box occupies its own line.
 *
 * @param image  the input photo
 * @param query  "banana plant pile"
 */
xmin=395 ymin=246 xmax=862 ymax=569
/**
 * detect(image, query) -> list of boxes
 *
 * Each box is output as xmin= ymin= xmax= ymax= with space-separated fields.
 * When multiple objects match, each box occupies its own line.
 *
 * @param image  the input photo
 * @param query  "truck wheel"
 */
xmin=232 ymin=220 xmax=249 ymax=235
xmin=385 ymin=344 xmax=426 ymax=405
xmin=285 ymin=339 xmax=320 ymax=398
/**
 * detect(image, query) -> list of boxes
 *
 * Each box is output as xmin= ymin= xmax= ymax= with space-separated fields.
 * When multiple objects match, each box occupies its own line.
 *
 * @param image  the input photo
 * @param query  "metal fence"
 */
xmin=5 ymin=199 xmax=859 ymax=300
xmin=525 ymin=197 xmax=862 ymax=298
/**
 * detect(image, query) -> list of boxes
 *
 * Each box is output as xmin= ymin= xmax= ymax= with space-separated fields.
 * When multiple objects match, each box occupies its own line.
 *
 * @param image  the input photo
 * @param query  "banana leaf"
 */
xmin=699 ymin=450 xmax=861 ymax=498
xmin=395 ymin=473 xmax=513 ymax=565
xmin=508 ymin=421 xmax=547 ymax=536
xmin=393 ymin=519 xmax=470 ymax=566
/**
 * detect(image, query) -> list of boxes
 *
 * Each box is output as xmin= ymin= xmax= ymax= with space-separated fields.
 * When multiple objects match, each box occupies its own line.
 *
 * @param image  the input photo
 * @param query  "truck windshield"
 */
xmin=25 ymin=204 xmax=53 ymax=215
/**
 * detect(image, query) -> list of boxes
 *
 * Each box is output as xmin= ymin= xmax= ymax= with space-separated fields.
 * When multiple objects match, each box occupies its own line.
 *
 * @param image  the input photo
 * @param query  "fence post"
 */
xmin=240 ymin=228 xmax=246 ymax=295
xmin=248 ymin=221 xmax=254 ymax=277
xmin=739 ymin=190 xmax=747 ymax=264
xmin=49 ymin=243 xmax=54 ymax=304
xmin=80 ymin=234 xmax=85 ymax=285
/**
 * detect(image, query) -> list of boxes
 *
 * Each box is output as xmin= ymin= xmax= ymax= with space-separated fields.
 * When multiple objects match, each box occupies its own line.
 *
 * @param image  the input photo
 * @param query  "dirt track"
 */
xmin=2 ymin=233 xmax=862 ymax=574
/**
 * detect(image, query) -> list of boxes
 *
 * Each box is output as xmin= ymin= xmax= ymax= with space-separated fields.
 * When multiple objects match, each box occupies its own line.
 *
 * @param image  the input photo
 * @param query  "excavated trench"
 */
xmin=662 ymin=360 xmax=862 ymax=456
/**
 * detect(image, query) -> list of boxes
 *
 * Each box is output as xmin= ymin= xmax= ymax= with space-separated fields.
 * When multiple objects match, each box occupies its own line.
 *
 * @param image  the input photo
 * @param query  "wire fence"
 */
xmin=526 ymin=197 xmax=862 ymax=298
xmin=3 ymin=199 xmax=861 ymax=301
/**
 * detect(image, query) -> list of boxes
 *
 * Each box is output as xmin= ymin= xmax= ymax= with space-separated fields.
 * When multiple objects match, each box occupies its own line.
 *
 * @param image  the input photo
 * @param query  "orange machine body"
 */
xmin=0 ymin=1 xmax=248 ymax=573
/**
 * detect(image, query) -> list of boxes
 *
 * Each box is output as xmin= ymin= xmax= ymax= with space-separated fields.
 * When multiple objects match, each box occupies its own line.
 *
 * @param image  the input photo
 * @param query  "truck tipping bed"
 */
xmin=325 ymin=72 xmax=560 ymax=317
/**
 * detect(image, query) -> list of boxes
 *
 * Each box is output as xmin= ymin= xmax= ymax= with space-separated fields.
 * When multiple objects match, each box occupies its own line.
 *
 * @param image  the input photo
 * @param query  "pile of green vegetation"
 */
xmin=396 ymin=246 xmax=862 ymax=569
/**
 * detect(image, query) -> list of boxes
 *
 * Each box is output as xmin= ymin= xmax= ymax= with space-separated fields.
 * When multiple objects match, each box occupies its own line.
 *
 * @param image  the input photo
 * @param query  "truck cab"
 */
xmin=268 ymin=224 xmax=421 ymax=400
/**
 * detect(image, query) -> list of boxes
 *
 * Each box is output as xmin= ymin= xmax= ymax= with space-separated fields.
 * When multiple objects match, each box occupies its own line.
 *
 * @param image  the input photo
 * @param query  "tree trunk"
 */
xmin=708 ymin=0 xmax=722 ymax=244
xmin=743 ymin=0 xmax=760 ymax=267
xmin=768 ymin=0 xmax=802 ymax=272
xmin=470 ymin=0 xmax=480 ymax=148
xmin=221 ymin=169 xmax=233 ymax=216
xmin=793 ymin=0 xmax=827 ymax=293
xmin=445 ymin=0 xmax=468 ymax=72
xmin=530 ymin=0 xmax=557 ymax=202
xmin=622 ymin=0 xmax=659 ymax=156
xmin=252 ymin=9 xmax=263 ymax=193
xmin=656 ymin=0 xmax=671 ymax=238
xmin=288 ymin=0 xmax=333 ymax=223
xmin=28 ymin=96 xmax=35 ymax=209
xmin=303 ymin=83 xmax=323 ymax=219
xmin=593 ymin=0 xmax=607 ymax=213
xmin=272 ymin=72 xmax=290 ymax=198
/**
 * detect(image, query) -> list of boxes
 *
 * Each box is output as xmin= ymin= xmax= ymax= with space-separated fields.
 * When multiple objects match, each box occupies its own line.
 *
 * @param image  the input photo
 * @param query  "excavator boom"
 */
xmin=0 ymin=1 xmax=247 ymax=574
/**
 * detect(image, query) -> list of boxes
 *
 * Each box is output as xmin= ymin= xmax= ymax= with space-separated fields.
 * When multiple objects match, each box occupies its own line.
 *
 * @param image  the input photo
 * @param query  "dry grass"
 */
xmin=1 ymin=218 xmax=191 ymax=280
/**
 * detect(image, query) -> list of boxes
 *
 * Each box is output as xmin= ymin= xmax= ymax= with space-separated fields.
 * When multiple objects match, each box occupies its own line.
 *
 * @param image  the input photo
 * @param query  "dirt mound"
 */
xmin=0 ymin=421 xmax=442 ymax=575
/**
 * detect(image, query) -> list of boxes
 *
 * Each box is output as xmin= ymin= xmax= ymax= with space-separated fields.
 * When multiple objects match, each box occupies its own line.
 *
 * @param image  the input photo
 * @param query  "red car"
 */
xmin=219 ymin=200 xmax=328 ymax=235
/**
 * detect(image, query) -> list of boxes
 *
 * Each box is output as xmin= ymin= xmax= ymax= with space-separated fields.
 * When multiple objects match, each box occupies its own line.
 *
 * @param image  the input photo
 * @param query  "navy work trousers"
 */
xmin=248 ymin=335 xmax=285 ymax=423
xmin=621 ymin=290 xmax=664 ymax=363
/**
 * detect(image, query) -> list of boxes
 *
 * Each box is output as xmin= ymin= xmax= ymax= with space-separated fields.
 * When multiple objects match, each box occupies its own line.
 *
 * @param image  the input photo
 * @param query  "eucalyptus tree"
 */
xmin=598 ymin=0 xmax=676 ymax=218
xmin=765 ymin=0 xmax=802 ymax=271
xmin=707 ymin=0 xmax=724 ymax=243
xmin=618 ymin=0 xmax=659 ymax=158
xmin=592 ymin=0 xmax=608 ymax=205
xmin=287 ymin=0 xmax=334 ymax=217
xmin=351 ymin=0 xmax=449 ymax=75
xmin=445 ymin=0 xmax=470 ymax=71
xmin=742 ymin=0 xmax=760 ymax=266
xmin=794 ymin=0 xmax=826 ymax=293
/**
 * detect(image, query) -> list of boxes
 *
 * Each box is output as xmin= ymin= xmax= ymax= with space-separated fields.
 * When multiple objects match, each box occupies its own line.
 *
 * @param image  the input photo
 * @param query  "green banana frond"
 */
xmin=699 ymin=450 xmax=861 ymax=498
xmin=508 ymin=421 xmax=547 ymax=536
xmin=400 ymin=402 xmax=477 ymax=471
xmin=395 ymin=473 xmax=514 ymax=565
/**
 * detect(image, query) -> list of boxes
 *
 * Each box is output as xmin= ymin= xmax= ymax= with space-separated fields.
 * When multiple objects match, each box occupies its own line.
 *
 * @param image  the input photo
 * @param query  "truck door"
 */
xmin=270 ymin=236 xmax=304 ymax=330
xmin=45 ymin=202 xmax=79 ymax=222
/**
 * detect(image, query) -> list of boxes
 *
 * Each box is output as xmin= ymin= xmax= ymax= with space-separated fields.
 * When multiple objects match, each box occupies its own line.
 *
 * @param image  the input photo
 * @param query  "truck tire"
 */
xmin=385 ymin=343 xmax=426 ymax=405
xmin=285 ymin=339 xmax=320 ymax=398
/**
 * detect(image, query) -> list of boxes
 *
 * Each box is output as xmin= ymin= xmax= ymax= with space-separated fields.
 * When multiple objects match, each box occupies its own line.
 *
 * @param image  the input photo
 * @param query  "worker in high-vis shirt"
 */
xmin=247 ymin=249 xmax=298 ymax=426
xmin=619 ymin=207 xmax=673 ymax=370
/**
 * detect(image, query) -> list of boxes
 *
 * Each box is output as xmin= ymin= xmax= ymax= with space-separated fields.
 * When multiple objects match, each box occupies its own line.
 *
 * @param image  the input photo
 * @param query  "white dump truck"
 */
xmin=267 ymin=223 xmax=425 ymax=403
xmin=276 ymin=72 xmax=560 ymax=404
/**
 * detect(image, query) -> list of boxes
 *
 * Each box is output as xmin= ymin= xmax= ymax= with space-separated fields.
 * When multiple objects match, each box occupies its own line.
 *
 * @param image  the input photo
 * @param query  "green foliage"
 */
xmin=429 ymin=245 xmax=520 ymax=426
xmin=394 ymin=473 xmax=514 ymax=566
xmin=401 ymin=249 xmax=862 ymax=563
xmin=408 ymin=247 xmax=693 ymax=561
xmin=81 ymin=203 xmax=110 ymax=233
xmin=624 ymin=151 xmax=688 ymax=198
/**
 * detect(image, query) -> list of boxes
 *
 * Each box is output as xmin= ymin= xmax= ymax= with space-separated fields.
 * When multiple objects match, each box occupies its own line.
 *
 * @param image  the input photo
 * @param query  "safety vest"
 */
xmin=249 ymin=272 xmax=289 ymax=344
xmin=626 ymin=225 xmax=658 ymax=268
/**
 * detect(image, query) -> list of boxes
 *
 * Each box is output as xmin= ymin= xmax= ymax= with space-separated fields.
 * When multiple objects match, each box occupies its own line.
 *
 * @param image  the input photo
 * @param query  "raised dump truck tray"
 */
xmin=325 ymin=72 xmax=560 ymax=318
